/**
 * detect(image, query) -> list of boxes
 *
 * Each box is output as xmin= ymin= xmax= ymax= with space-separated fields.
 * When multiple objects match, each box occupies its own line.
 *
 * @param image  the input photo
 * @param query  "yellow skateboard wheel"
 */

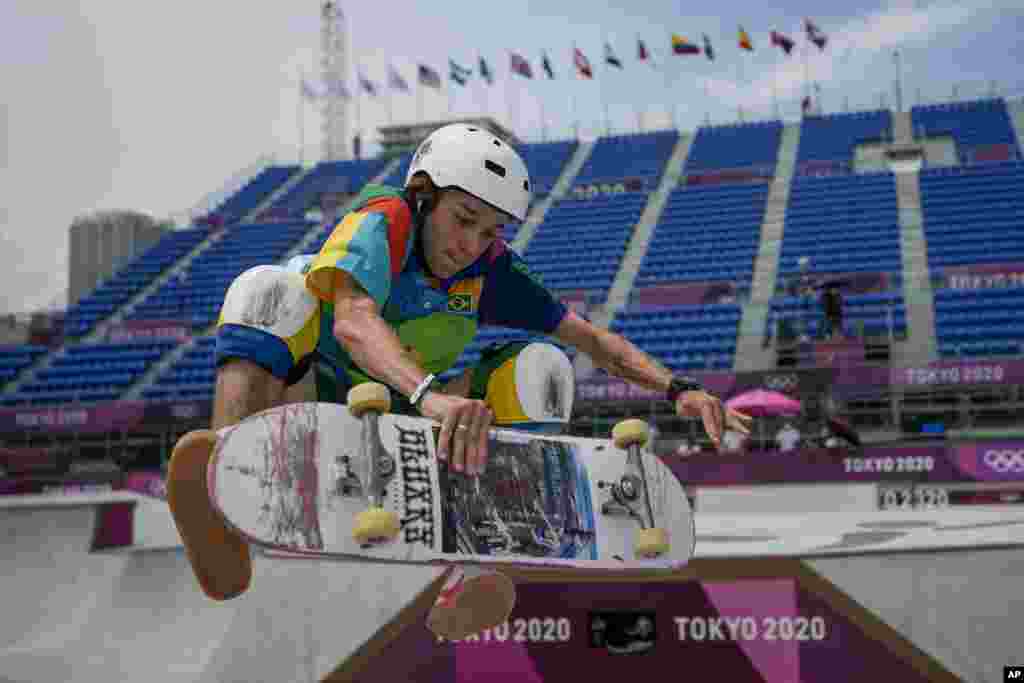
xmin=353 ymin=507 xmax=400 ymax=546
xmin=347 ymin=382 xmax=391 ymax=417
xmin=635 ymin=528 xmax=670 ymax=559
xmin=612 ymin=418 xmax=649 ymax=449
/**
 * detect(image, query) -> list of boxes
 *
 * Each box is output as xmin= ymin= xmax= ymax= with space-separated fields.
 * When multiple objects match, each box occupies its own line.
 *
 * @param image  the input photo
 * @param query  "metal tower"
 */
xmin=321 ymin=1 xmax=348 ymax=161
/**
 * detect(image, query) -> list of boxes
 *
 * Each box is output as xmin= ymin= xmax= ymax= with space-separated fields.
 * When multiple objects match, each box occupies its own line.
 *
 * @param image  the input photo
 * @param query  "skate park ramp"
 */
xmin=0 ymin=494 xmax=449 ymax=683
xmin=2 ymin=493 xmax=1023 ymax=682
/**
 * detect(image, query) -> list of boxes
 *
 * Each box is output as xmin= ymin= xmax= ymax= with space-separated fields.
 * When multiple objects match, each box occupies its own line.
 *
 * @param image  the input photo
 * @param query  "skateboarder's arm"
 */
xmin=332 ymin=270 xmax=431 ymax=400
xmin=553 ymin=311 xmax=673 ymax=394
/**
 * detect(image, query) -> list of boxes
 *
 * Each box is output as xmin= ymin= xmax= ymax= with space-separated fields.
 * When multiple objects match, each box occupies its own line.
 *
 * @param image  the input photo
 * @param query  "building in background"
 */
xmin=68 ymin=209 xmax=167 ymax=306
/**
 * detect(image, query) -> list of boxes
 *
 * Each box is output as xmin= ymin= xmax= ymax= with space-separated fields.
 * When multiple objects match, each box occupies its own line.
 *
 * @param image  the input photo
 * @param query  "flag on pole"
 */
xmin=510 ymin=52 xmax=533 ymax=78
xmin=479 ymin=56 xmax=493 ymax=84
xmin=637 ymin=38 xmax=649 ymax=61
xmin=573 ymin=47 xmax=593 ymax=79
xmin=449 ymin=59 xmax=472 ymax=86
xmin=358 ymin=71 xmax=378 ymax=96
xmin=388 ymin=65 xmax=409 ymax=92
xmin=703 ymin=33 xmax=715 ymax=60
xmin=671 ymin=34 xmax=701 ymax=55
xmin=805 ymin=18 xmax=828 ymax=50
xmin=418 ymin=64 xmax=441 ymax=89
xmin=738 ymin=26 xmax=754 ymax=51
xmin=542 ymin=51 xmax=555 ymax=79
xmin=770 ymin=30 xmax=795 ymax=55
xmin=604 ymin=42 xmax=623 ymax=68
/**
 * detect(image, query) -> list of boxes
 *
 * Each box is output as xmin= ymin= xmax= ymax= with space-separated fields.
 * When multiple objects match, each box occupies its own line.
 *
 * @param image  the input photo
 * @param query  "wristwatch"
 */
xmin=666 ymin=375 xmax=702 ymax=403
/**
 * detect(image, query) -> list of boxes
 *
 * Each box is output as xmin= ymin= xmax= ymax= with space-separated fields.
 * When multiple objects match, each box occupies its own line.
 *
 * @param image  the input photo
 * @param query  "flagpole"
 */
xmin=601 ymin=34 xmax=611 ymax=136
xmin=297 ymin=67 xmax=305 ymax=166
xmin=570 ymin=44 xmax=579 ymax=140
xmin=476 ymin=54 xmax=486 ymax=118
xmin=506 ymin=50 xmax=517 ymax=137
xmin=417 ymin=77 xmax=423 ymax=125
xmin=355 ymin=71 xmax=361 ymax=159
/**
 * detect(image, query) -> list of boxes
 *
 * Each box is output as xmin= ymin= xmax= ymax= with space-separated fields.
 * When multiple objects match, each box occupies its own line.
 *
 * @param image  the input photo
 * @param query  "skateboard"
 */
xmin=167 ymin=383 xmax=695 ymax=638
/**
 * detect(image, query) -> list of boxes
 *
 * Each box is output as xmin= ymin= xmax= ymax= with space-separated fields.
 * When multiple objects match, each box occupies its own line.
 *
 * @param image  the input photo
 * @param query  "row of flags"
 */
xmin=302 ymin=19 xmax=830 ymax=100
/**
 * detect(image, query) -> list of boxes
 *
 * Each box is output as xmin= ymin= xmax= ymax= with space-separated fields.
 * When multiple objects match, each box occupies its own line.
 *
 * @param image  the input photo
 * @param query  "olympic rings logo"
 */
xmin=764 ymin=375 xmax=799 ymax=391
xmin=982 ymin=450 xmax=1024 ymax=473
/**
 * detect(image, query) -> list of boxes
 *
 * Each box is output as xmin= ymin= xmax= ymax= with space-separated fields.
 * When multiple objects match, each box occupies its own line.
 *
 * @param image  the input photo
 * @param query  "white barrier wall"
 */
xmin=695 ymin=483 xmax=879 ymax=515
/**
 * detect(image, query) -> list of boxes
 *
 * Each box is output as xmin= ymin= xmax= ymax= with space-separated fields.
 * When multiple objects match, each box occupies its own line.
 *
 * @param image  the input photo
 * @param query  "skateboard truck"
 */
xmin=598 ymin=419 xmax=670 ymax=560
xmin=346 ymin=383 xmax=401 ymax=548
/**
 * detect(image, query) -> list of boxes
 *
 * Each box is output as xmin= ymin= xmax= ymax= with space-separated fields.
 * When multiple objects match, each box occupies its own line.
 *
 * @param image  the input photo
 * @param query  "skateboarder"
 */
xmin=213 ymin=122 xmax=751 ymax=477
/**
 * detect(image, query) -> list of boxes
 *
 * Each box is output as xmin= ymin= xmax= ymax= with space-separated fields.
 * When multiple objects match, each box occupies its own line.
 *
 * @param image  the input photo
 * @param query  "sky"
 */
xmin=2 ymin=0 xmax=1022 ymax=314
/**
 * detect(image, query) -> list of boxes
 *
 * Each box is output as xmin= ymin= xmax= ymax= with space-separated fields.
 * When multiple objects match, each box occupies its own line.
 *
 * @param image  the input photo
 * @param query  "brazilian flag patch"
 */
xmin=447 ymin=293 xmax=474 ymax=313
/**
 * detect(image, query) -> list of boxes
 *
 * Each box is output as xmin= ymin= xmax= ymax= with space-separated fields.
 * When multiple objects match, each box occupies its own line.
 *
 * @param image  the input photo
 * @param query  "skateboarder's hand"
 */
xmin=419 ymin=392 xmax=494 ymax=476
xmin=674 ymin=390 xmax=752 ymax=449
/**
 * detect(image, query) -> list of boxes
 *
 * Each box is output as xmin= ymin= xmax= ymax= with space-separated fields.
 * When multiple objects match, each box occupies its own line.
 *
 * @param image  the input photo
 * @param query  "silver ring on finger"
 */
xmin=457 ymin=424 xmax=470 ymax=431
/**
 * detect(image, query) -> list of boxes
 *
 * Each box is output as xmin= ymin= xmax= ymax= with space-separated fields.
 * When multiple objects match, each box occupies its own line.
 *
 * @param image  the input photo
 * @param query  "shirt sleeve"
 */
xmin=478 ymin=247 xmax=568 ymax=333
xmin=305 ymin=197 xmax=413 ymax=309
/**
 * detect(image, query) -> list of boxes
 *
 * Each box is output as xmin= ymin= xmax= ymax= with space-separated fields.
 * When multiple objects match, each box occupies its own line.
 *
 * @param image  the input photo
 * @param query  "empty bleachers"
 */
xmin=0 ymin=345 xmax=50 ymax=386
xmin=796 ymin=109 xmax=892 ymax=174
xmin=933 ymin=287 xmax=1024 ymax=358
xmin=211 ymin=165 xmax=302 ymax=224
xmin=919 ymin=161 xmax=1024 ymax=269
xmin=636 ymin=183 xmax=769 ymax=287
xmin=523 ymin=192 xmax=647 ymax=303
xmin=778 ymin=171 xmax=902 ymax=282
xmin=572 ymin=130 xmax=679 ymax=188
xmin=263 ymin=158 xmax=391 ymax=220
xmin=125 ymin=221 xmax=314 ymax=330
xmin=143 ymin=335 xmax=217 ymax=403
xmin=515 ymin=140 xmax=577 ymax=197
xmin=684 ymin=121 xmax=783 ymax=175
xmin=62 ymin=228 xmax=210 ymax=339
xmin=912 ymin=98 xmax=1020 ymax=165
xmin=610 ymin=304 xmax=741 ymax=372
xmin=1 ymin=339 xmax=177 ymax=406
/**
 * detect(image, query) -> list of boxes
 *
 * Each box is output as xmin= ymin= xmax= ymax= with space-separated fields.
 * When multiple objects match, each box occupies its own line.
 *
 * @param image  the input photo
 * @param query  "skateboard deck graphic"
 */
xmin=207 ymin=401 xmax=695 ymax=571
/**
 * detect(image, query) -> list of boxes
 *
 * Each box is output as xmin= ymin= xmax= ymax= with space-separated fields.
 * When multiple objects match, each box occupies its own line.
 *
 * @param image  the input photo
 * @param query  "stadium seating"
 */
xmin=124 ymin=221 xmax=314 ymax=330
xmin=767 ymin=292 xmax=909 ymax=342
xmin=263 ymin=158 xmax=391 ymax=219
xmin=143 ymin=335 xmax=217 ymax=403
xmin=911 ymin=99 xmax=1020 ymax=165
xmin=919 ymin=161 xmax=1024 ymax=269
xmin=0 ymin=340 xmax=178 ymax=406
xmin=515 ymin=140 xmax=577 ymax=197
xmin=795 ymin=109 xmax=893 ymax=173
xmin=13 ymin=99 xmax=1024 ymax=413
xmin=210 ymin=165 xmax=302 ymax=224
xmin=62 ymin=228 xmax=211 ymax=339
xmin=922 ymin=162 xmax=1024 ymax=356
xmin=572 ymin=130 xmax=679 ymax=188
xmin=684 ymin=121 xmax=783 ymax=175
xmin=610 ymin=304 xmax=741 ymax=372
xmin=934 ymin=287 xmax=1024 ymax=358
xmin=635 ymin=183 xmax=769 ymax=287
xmin=777 ymin=171 xmax=902 ymax=283
xmin=0 ymin=345 xmax=50 ymax=387
xmin=523 ymin=192 xmax=647 ymax=303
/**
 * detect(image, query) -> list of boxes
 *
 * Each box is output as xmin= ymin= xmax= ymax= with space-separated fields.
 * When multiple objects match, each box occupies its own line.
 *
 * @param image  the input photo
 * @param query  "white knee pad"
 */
xmin=219 ymin=264 xmax=318 ymax=339
xmin=486 ymin=342 xmax=575 ymax=429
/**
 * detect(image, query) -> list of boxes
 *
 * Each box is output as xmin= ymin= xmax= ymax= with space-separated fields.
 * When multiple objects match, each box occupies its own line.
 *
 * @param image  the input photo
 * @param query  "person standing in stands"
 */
xmin=795 ymin=256 xmax=816 ymax=342
xmin=821 ymin=283 xmax=844 ymax=341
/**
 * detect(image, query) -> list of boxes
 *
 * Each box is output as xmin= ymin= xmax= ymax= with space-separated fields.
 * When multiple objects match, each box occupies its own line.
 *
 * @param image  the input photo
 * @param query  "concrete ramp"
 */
xmin=1 ymin=501 xmax=446 ymax=683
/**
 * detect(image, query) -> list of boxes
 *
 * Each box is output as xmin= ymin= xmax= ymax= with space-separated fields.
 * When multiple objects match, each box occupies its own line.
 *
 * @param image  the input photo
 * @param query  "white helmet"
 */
xmin=405 ymin=123 xmax=531 ymax=222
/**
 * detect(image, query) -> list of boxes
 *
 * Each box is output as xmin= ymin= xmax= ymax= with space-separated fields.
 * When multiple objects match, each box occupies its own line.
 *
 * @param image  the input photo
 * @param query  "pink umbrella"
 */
xmin=726 ymin=389 xmax=802 ymax=417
